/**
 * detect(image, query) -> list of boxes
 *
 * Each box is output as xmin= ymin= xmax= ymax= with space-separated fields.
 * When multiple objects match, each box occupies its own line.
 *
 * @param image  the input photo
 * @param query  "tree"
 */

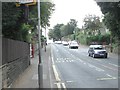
xmin=2 ymin=2 xmax=55 ymax=42
xmin=2 ymin=2 xmax=24 ymax=40
xmin=96 ymin=2 xmax=120 ymax=41
xmin=67 ymin=19 xmax=78 ymax=35
xmin=48 ymin=29 xmax=54 ymax=39
xmin=83 ymin=14 xmax=102 ymax=35
xmin=40 ymin=2 xmax=55 ymax=28
xmin=53 ymin=24 xmax=64 ymax=40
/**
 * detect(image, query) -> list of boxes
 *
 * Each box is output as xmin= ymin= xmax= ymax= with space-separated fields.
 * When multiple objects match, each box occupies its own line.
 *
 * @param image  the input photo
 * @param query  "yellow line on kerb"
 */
xmin=51 ymin=47 xmax=67 ymax=89
xmin=52 ymin=65 xmax=61 ymax=82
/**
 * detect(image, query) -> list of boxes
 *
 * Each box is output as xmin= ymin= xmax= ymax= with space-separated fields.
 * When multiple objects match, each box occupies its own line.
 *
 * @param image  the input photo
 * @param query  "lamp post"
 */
xmin=37 ymin=0 xmax=43 ymax=88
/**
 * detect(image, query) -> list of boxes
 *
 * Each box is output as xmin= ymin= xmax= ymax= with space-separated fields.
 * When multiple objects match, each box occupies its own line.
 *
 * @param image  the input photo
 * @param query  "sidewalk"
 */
xmin=11 ymin=53 xmax=39 ymax=88
xmin=11 ymin=44 xmax=54 ymax=88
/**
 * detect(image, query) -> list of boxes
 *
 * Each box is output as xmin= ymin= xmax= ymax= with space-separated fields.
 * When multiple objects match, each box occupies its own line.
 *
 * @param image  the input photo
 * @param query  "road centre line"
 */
xmin=62 ymin=47 xmax=105 ymax=72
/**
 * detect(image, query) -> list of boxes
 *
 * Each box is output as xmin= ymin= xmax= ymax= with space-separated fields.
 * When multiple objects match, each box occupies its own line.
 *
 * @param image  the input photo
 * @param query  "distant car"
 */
xmin=69 ymin=41 xmax=79 ymax=49
xmin=88 ymin=45 xmax=108 ymax=58
xmin=54 ymin=41 xmax=62 ymax=44
xmin=62 ymin=41 xmax=69 ymax=46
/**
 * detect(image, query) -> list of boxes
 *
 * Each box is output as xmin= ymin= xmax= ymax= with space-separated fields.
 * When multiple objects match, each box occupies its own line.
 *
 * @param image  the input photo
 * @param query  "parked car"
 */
xmin=88 ymin=45 xmax=108 ymax=58
xmin=69 ymin=41 xmax=79 ymax=49
xmin=62 ymin=41 xmax=69 ymax=46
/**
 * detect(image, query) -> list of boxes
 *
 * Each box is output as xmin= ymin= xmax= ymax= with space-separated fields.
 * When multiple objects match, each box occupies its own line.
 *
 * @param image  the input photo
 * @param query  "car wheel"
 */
xmin=105 ymin=55 xmax=107 ymax=58
xmin=92 ymin=54 xmax=95 ymax=58
xmin=88 ymin=53 xmax=90 ymax=56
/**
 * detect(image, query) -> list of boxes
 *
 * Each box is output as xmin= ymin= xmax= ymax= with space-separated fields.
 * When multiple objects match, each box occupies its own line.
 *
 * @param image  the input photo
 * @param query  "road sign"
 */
xmin=16 ymin=0 xmax=36 ymax=6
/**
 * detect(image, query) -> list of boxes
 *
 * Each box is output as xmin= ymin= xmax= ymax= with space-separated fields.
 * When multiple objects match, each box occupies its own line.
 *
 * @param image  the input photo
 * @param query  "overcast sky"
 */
xmin=49 ymin=0 xmax=103 ymax=29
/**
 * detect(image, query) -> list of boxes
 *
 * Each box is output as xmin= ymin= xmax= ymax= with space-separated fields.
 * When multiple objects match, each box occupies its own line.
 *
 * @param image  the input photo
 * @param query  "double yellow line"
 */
xmin=51 ymin=56 xmax=67 ymax=89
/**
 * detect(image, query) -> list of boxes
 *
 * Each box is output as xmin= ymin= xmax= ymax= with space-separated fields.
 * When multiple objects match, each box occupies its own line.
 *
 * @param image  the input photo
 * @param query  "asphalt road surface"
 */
xmin=50 ymin=43 xmax=118 ymax=88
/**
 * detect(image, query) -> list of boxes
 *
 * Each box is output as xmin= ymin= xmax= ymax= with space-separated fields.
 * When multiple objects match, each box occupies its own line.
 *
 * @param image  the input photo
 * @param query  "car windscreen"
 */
xmin=94 ymin=47 xmax=103 ymax=50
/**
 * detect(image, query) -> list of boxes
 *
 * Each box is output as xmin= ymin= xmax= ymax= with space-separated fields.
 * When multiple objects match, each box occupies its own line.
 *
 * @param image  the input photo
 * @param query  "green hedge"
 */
xmin=86 ymin=34 xmax=110 ymax=45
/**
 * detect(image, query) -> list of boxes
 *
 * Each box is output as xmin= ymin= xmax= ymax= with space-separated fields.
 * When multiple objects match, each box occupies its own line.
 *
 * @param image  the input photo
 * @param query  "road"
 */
xmin=50 ymin=43 xmax=118 ymax=88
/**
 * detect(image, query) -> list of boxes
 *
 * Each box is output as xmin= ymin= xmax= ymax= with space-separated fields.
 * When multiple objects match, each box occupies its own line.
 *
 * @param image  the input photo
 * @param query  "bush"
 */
xmin=86 ymin=34 xmax=110 ymax=45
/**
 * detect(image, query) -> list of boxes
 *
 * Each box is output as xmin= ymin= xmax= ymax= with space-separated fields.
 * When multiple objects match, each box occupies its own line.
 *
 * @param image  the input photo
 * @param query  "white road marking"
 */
xmin=61 ymin=83 xmax=67 ymax=89
xmin=66 ymin=60 xmax=69 ymax=62
xmin=97 ymin=77 xmax=117 ymax=81
xmin=52 ymin=65 xmax=61 ymax=82
xmin=52 ymin=57 xmax=55 ymax=65
xmin=106 ymin=74 xmax=113 ymax=77
xmin=71 ymin=60 xmax=74 ymax=62
xmin=56 ymin=83 xmax=61 ymax=88
xmin=109 ymin=63 xmax=118 ymax=67
xmin=66 ymin=81 xmax=74 ymax=83
xmin=101 ymin=65 xmax=118 ymax=71
xmin=88 ymin=63 xmax=104 ymax=72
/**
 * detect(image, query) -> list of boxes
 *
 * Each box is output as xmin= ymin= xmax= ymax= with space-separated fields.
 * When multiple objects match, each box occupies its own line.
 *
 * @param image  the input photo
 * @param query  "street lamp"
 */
xmin=37 ymin=0 xmax=43 ymax=88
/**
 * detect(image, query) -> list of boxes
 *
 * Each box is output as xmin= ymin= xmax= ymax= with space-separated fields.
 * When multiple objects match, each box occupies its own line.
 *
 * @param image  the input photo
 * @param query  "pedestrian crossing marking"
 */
xmin=55 ymin=60 xmax=75 ymax=63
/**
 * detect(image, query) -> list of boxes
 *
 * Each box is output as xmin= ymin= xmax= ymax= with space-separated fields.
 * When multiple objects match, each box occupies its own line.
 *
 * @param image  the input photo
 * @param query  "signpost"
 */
xmin=16 ymin=0 xmax=36 ymax=6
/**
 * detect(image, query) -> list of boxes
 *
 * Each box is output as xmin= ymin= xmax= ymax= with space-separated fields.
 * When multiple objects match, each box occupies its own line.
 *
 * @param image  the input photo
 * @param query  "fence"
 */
xmin=1 ymin=37 xmax=30 ymax=88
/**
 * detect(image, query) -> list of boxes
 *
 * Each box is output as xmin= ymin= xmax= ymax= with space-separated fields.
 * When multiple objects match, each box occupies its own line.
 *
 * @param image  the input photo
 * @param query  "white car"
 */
xmin=62 ymin=41 xmax=69 ymax=46
xmin=88 ymin=45 xmax=108 ymax=58
xmin=54 ymin=41 xmax=62 ymax=44
xmin=69 ymin=41 xmax=79 ymax=49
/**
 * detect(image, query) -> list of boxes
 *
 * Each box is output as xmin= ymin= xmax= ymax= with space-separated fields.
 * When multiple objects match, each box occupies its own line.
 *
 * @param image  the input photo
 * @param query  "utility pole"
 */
xmin=44 ymin=26 xmax=46 ymax=52
xmin=37 ymin=0 xmax=43 ymax=88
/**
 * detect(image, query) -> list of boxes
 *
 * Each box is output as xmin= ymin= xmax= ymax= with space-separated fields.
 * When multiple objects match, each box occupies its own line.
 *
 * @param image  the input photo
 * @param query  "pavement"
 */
xmin=11 ymin=44 xmax=55 ymax=88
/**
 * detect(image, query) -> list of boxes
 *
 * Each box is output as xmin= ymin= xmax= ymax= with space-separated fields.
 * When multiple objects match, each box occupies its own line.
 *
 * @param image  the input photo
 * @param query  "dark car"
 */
xmin=88 ymin=45 xmax=107 ymax=58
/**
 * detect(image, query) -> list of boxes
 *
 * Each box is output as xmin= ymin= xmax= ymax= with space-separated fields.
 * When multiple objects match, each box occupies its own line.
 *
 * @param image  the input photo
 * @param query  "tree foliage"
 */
xmin=83 ymin=14 xmax=102 ymax=35
xmin=2 ymin=2 xmax=55 ymax=42
xmin=41 ymin=2 xmax=55 ymax=28
xmin=2 ymin=2 xmax=24 ymax=39
xmin=48 ymin=19 xmax=78 ymax=40
xmin=97 ymin=2 xmax=120 ymax=40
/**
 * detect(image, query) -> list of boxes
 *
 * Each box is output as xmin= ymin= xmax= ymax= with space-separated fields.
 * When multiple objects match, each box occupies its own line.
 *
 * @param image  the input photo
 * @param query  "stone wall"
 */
xmin=2 ymin=38 xmax=30 ymax=88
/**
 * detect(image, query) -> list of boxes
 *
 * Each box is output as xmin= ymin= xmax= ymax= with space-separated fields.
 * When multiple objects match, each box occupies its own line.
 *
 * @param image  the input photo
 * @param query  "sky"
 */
xmin=49 ymin=0 xmax=103 ymax=29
